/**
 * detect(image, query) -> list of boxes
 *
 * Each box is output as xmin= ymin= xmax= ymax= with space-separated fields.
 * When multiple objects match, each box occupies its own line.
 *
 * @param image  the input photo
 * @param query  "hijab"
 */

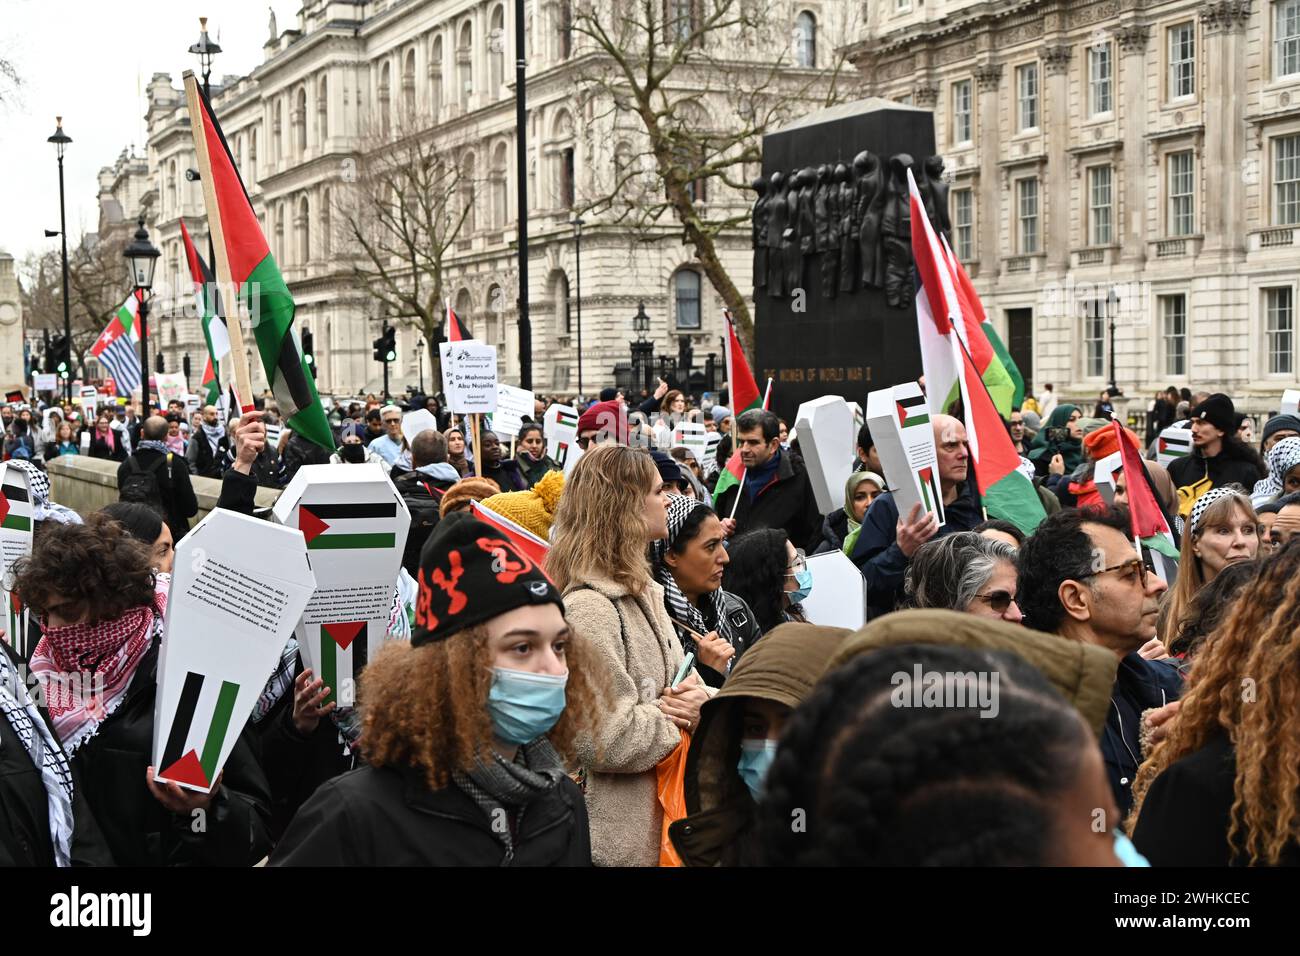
xmin=843 ymin=470 xmax=884 ymax=534
xmin=1251 ymin=435 xmax=1300 ymax=506
xmin=1028 ymin=403 xmax=1083 ymax=471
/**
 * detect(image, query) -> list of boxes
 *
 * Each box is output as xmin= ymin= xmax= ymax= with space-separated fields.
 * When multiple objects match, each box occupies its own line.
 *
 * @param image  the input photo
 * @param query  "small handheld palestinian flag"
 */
xmin=0 ymin=464 xmax=33 ymax=658
xmin=1115 ymin=421 xmax=1180 ymax=584
xmin=182 ymin=71 xmax=333 ymax=450
xmin=153 ymin=510 xmax=317 ymax=792
xmin=1156 ymin=426 xmax=1192 ymax=470
xmin=723 ymin=311 xmax=762 ymax=414
xmin=273 ymin=464 xmax=411 ymax=709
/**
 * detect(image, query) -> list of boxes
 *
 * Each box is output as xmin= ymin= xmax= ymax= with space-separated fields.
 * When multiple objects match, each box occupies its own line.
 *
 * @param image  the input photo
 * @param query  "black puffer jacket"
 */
xmin=270 ymin=762 xmax=591 ymax=866
xmin=811 ymin=508 xmax=850 ymax=555
xmin=69 ymin=638 xmax=274 ymax=866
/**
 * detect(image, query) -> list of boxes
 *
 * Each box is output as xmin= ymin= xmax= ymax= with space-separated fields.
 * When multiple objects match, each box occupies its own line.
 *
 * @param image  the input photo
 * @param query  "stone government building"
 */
xmin=95 ymin=0 xmax=848 ymax=399
xmin=846 ymin=0 xmax=1300 ymax=416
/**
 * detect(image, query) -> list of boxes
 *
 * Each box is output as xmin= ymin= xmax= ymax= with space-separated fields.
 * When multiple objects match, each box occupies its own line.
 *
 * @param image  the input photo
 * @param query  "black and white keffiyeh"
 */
xmin=6 ymin=460 xmax=82 ymax=525
xmin=136 ymin=439 xmax=171 ymax=456
xmin=0 ymin=648 xmax=74 ymax=866
xmin=1178 ymin=485 xmax=1246 ymax=538
xmin=650 ymin=494 xmax=735 ymax=653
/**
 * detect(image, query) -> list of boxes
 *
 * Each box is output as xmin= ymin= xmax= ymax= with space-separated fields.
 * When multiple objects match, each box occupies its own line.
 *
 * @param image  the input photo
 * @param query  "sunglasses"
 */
xmin=973 ymin=589 xmax=1018 ymax=613
xmin=1079 ymin=557 xmax=1149 ymax=588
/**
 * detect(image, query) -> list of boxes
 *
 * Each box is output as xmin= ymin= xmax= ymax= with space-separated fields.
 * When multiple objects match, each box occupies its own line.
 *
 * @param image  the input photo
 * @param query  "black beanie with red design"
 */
xmin=411 ymin=512 xmax=563 ymax=647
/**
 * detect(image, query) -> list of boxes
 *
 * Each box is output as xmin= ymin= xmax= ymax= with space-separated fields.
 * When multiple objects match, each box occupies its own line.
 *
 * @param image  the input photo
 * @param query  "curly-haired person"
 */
xmin=14 ymin=514 xmax=274 ymax=866
xmin=1131 ymin=538 xmax=1300 ymax=865
xmin=271 ymin=513 xmax=604 ymax=866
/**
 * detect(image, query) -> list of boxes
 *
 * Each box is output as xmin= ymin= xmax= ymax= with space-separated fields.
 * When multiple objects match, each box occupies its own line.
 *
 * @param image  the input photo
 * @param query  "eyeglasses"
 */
xmin=382 ymin=416 xmax=401 ymax=424
xmin=577 ymin=435 xmax=594 ymax=449
xmin=785 ymin=548 xmax=807 ymax=577
xmin=1078 ymin=557 xmax=1148 ymax=588
xmin=973 ymin=589 xmax=1018 ymax=613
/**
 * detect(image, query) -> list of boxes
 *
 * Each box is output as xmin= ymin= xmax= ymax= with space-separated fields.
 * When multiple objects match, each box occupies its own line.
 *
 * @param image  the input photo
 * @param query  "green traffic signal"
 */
xmin=385 ymin=350 xmax=396 ymax=362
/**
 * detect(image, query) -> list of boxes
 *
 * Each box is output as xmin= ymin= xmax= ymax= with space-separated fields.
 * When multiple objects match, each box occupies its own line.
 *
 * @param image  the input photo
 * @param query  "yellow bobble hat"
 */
xmin=479 ymin=469 xmax=565 ymax=541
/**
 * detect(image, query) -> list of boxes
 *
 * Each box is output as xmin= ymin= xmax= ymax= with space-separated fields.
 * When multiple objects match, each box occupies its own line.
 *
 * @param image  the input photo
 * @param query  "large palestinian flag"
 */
xmin=723 ymin=310 xmax=761 ymax=414
xmin=179 ymin=218 xmax=230 ymax=406
xmin=183 ymin=72 xmax=333 ymax=450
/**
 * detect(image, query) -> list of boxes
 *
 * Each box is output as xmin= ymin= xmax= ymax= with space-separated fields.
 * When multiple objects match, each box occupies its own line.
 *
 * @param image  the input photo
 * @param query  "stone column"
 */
xmin=1043 ymin=44 xmax=1073 ymax=270
xmin=974 ymin=62 xmax=1003 ymax=279
xmin=1201 ymin=1 xmax=1251 ymax=257
xmin=1116 ymin=24 xmax=1151 ymax=266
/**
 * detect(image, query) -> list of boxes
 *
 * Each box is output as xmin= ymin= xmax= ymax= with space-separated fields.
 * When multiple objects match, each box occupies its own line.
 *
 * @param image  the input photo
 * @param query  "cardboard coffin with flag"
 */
xmin=0 ymin=463 xmax=33 ymax=658
xmin=908 ymin=167 xmax=1046 ymax=536
xmin=544 ymin=404 xmax=580 ymax=466
xmin=866 ymin=383 xmax=945 ymax=526
xmin=153 ymin=509 xmax=317 ymax=792
xmin=273 ymin=464 xmax=411 ymax=709
xmin=1157 ymin=426 xmax=1192 ymax=470
xmin=90 ymin=293 xmax=144 ymax=398
xmin=184 ymin=72 xmax=333 ymax=450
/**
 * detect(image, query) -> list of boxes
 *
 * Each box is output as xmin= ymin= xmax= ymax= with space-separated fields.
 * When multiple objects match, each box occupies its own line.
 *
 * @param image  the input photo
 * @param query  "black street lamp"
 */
xmin=570 ymin=217 xmax=584 ymax=395
xmin=47 ymin=117 xmax=72 ymax=402
xmin=630 ymin=301 xmax=654 ymax=396
xmin=1106 ymin=286 xmax=1121 ymax=394
xmin=416 ymin=336 xmax=425 ymax=394
xmin=514 ymin=0 xmax=532 ymax=389
xmin=123 ymin=217 xmax=160 ymax=407
xmin=190 ymin=17 xmax=221 ymax=271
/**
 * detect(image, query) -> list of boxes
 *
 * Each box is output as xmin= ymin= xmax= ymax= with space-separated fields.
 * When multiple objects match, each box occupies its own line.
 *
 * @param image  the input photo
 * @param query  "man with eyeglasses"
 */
xmin=368 ymin=405 xmax=410 ymax=468
xmin=850 ymin=414 xmax=985 ymax=618
xmin=1017 ymin=506 xmax=1183 ymax=818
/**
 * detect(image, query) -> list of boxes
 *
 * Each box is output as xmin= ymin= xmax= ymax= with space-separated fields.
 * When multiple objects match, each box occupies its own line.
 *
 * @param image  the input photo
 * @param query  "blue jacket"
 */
xmin=849 ymin=477 xmax=984 ymax=619
xmin=1105 ymin=652 xmax=1183 ymax=819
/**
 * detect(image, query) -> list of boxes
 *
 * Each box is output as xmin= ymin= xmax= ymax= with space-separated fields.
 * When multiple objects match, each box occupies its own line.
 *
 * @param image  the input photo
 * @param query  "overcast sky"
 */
xmin=0 ymin=0 xmax=301 ymax=271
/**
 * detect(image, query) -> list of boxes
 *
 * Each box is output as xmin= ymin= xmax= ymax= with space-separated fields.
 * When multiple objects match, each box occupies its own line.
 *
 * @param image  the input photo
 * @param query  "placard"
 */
xmin=493 ymin=383 xmax=535 ymax=440
xmin=1281 ymin=389 xmax=1300 ymax=417
xmin=32 ymin=373 xmax=57 ymax=392
xmin=1156 ymin=426 xmax=1192 ymax=470
xmin=866 ymin=382 xmax=946 ymax=527
xmin=273 ymin=464 xmax=411 ymax=711
xmin=1093 ymin=451 xmax=1122 ymax=505
xmin=794 ymin=395 xmax=856 ymax=516
xmin=670 ymin=421 xmax=709 ymax=466
xmin=155 ymin=372 xmax=188 ymax=405
xmin=544 ymin=404 xmax=580 ymax=467
xmin=0 ymin=464 xmax=33 ymax=658
xmin=79 ymin=386 xmax=98 ymax=422
xmin=153 ymin=510 xmax=316 ymax=793
xmin=401 ymin=409 xmax=438 ymax=446
xmin=183 ymin=393 xmax=202 ymax=415
xmin=439 ymin=341 xmax=498 ymax=413
xmin=799 ymin=551 xmax=866 ymax=630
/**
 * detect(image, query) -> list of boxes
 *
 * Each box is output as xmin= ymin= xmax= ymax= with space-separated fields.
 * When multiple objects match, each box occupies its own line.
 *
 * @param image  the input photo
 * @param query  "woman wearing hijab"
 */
xmin=13 ymin=515 xmax=274 ymax=865
xmin=815 ymin=469 xmax=884 ymax=557
xmin=445 ymin=426 xmax=471 ymax=477
xmin=272 ymin=514 xmax=602 ymax=865
xmin=1251 ymin=435 xmax=1300 ymax=507
xmin=650 ymin=496 xmax=763 ymax=689
xmin=1027 ymin=404 xmax=1083 ymax=486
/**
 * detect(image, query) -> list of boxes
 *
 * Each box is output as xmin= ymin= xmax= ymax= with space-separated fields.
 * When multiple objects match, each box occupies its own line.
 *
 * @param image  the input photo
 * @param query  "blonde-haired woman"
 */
xmin=1158 ymin=487 xmax=1258 ymax=647
xmin=548 ymin=444 xmax=710 ymax=866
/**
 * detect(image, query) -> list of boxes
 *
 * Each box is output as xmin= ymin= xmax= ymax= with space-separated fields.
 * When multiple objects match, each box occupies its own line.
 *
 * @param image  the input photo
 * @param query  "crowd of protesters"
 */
xmin=1 ymin=374 xmax=1298 ymax=869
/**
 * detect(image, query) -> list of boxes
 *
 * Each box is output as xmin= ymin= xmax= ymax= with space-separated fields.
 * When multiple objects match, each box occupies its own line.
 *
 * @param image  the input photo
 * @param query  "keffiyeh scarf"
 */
xmin=0 ymin=648 xmax=74 ymax=866
xmin=202 ymin=422 xmax=225 ymax=454
xmin=136 ymin=439 xmax=171 ymax=457
xmin=1177 ymin=485 xmax=1243 ymax=538
xmin=1251 ymin=436 xmax=1300 ymax=506
xmin=650 ymin=494 xmax=735 ymax=654
xmin=5 ymin=460 xmax=81 ymax=525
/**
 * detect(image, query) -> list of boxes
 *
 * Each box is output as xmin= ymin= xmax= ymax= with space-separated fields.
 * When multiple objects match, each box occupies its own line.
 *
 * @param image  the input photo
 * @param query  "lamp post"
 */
xmin=47 ymin=117 xmax=72 ymax=402
xmin=123 ymin=218 xmax=161 ymax=408
xmin=1106 ymin=286 xmax=1121 ymax=394
xmin=570 ymin=217 xmax=584 ymax=395
xmin=631 ymin=301 xmax=653 ymax=396
xmin=190 ymin=17 xmax=221 ymax=271
xmin=514 ymin=0 xmax=532 ymax=389
xmin=416 ymin=336 xmax=425 ymax=394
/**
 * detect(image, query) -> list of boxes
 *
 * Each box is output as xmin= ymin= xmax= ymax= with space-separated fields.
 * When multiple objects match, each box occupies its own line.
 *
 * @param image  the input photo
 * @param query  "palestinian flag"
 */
xmin=158 ymin=671 xmax=242 ymax=790
xmin=183 ymin=72 xmax=333 ymax=450
xmin=316 ymin=622 xmax=368 ymax=708
xmin=5 ymin=591 xmax=27 ymax=660
xmin=1157 ymin=428 xmax=1191 ymax=468
xmin=712 ymin=450 xmax=746 ymax=508
xmin=723 ymin=311 xmax=762 ymax=413
xmin=981 ymin=320 xmax=1026 ymax=412
xmin=298 ymin=502 xmax=398 ymax=551
xmin=555 ymin=408 xmax=579 ymax=431
xmin=179 ymin=218 xmax=230 ymax=406
xmin=0 ymin=471 xmax=31 ymax=533
xmin=471 ymin=500 xmax=551 ymax=570
xmin=1114 ymin=421 xmax=1180 ymax=584
xmin=896 ymin=390 xmax=930 ymax=430
xmin=446 ymin=303 xmax=472 ymax=343
xmin=909 ymin=169 xmax=1046 ymax=536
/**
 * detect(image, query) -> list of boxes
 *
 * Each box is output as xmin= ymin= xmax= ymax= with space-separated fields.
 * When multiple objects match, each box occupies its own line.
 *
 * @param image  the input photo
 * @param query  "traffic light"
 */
xmin=373 ymin=325 xmax=396 ymax=363
xmin=183 ymin=354 xmax=192 ymax=380
xmin=301 ymin=328 xmax=316 ymax=378
xmin=156 ymin=352 xmax=165 ymax=373
xmin=50 ymin=334 xmax=70 ymax=378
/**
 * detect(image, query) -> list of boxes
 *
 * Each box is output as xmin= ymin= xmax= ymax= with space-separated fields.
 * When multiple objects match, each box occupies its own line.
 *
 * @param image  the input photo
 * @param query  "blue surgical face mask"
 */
xmin=1113 ymin=831 xmax=1150 ymax=867
xmin=487 ymin=667 xmax=568 ymax=746
xmin=789 ymin=567 xmax=813 ymax=604
xmin=738 ymin=739 xmax=779 ymax=802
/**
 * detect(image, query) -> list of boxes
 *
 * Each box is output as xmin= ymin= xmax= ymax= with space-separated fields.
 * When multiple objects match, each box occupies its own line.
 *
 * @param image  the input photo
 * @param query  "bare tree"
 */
xmin=336 ymin=111 xmax=475 ymax=390
xmin=572 ymin=0 xmax=866 ymax=349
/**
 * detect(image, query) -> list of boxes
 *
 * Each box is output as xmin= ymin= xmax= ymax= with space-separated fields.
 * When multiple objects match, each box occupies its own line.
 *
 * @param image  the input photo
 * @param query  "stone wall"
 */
xmin=45 ymin=456 xmax=283 ymax=524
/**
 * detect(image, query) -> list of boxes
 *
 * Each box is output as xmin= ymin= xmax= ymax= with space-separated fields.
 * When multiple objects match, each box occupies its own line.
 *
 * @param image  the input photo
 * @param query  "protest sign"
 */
xmin=1282 ymin=389 xmax=1300 ymax=417
xmin=1156 ymin=426 xmax=1192 ymax=470
xmin=182 ymin=393 xmax=202 ymax=415
xmin=264 ymin=423 xmax=283 ymax=451
xmin=705 ymin=431 xmax=722 ymax=471
xmin=439 ymin=341 xmax=498 ymax=414
xmin=273 ymin=464 xmax=411 ymax=711
xmin=153 ymin=509 xmax=316 ymax=792
xmin=0 ymin=464 xmax=33 ymax=658
xmin=544 ymin=404 xmax=580 ymax=466
xmin=33 ymin=373 xmax=57 ymax=393
xmin=79 ymin=386 xmax=98 ymax=421
xmin=799 ymin=551 xmax=866 ymax=630
xmin=794 ymin=395 xmax=855 ymax=516
xmin=670 ymin=421 xmax=709 ymax=466
xmin=866 ymin=382 xmax=946 ymax=527
xmin=155 ymin=372 xmax=188 ymax=405
xmin=1093 ymin=451 xmax=1122 ymax=505
xmin=401 ymin=409 xmax=438 ymax=446
xmin=493 ymin=383 xmax=535 ymax=439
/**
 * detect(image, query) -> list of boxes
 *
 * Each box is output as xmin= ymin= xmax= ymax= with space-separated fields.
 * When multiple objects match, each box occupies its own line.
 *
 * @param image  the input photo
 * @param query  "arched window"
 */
xmin=795 ymin=11 xmax=816 ymax=68
xmin=402 ymin=48 xmax=416 ymax=118
xmin=491 ymin=141 xmax=509 ymax=229
xmin=429 ymin=34 xmax=444 ymax=118
xmin=295 ymin=86 xmax=308 ymax=153
xmin=320 ymin=187 xmax=332 ymax=256
xmin=455 ymin=288 xmax=473 ymax=328
xmin=273 ymin=100 xmax=283 ymax=164
xmin=458 ymin=21 xmax=474 ymax=109
xmin=275 ymin=202 xmax=286 ymax=264
xmin=167 ymin=160 xmax=177 ymax=215
xmin=297 ymin=196 xmax=310 ymax=264
xmin=379 ymin=61 xmax=392 ymax=136
xmin=489 ymin=5 xmax=505 ymax=93
xmin=317 ymin=75 xmax=329 ymax=144
xmin=486 ymin=283 xmax=503 ymax=342
xmin=461 ymin=151 xmax=477 ymax=233
xmin=550 ymin=270 xmax=571 ymax=334
xmin=674 ymin=269 xmax=702 ymax=329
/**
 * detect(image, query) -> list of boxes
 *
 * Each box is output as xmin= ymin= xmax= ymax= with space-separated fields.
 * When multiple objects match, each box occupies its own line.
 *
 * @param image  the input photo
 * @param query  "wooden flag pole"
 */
xmin=472 ymin=412 xmax=483 ymax=478
xmin=182 ymin=71 xmax=256 ymax=414
xmin=728 ymin=377 xmax=775 ymax=523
